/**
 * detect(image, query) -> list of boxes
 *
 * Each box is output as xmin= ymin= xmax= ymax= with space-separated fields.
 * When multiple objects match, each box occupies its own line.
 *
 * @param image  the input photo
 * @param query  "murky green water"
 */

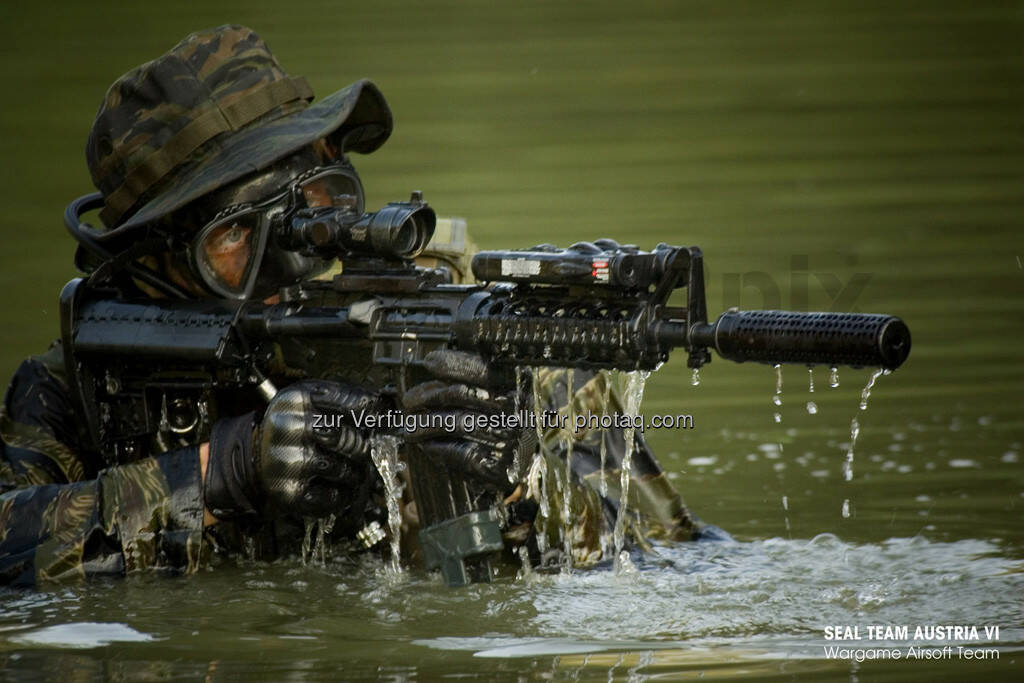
xmin=2 ymin=0 xmax=1023 ymax=679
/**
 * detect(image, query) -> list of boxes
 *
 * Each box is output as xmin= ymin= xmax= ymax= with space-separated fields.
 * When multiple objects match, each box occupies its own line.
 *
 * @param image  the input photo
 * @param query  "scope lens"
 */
xmin=387 ymin=220 xmax=417 ymax=256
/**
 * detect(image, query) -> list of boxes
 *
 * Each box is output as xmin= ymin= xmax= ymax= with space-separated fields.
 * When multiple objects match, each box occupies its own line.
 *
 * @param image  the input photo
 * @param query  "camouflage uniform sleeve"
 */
xmin=0 ymin=344 xmax=207 ymax=586
xmin=528 ymin=367 xmax=700 ymax=563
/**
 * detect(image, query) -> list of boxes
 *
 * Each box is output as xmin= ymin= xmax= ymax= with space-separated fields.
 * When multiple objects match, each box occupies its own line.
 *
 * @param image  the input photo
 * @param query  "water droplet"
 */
xmin=844 ymin=417 xmax=859 ymax=481
xmin=829 ymin=367 xmax=839 ymax=388
xmin=841 ymin=499 xmax=851 ymax=518
xmin=806 ymin=401 xmax=818 ymax=415
xmin=771 ymin=365 xmax=783 ymax=424
xmin=859 ymin=368 xmax=884 ymax=410
xmin=808 ymin=367 xmax=815 ymax=393
xmin=781 ymin=495 xmax=789 ymax=511
xmin=691 ymin=368 xmax=701 ymax=386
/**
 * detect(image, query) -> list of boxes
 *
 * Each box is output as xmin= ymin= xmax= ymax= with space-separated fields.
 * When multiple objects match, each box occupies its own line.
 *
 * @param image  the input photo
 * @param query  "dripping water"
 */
xmin=300 ymin=515 xmax=337 ymax=567
xmin=562 ymin=369 xmax=575 ymax=571
xmin=508 ymin=367 xmax=529 ymax=484
xmin=844 ymin=418 xmax=859 ymax=481
xmin=530 ymin=372 xmax=551 ymax=554
xmin=782 ymin=495 xmax=791 ymax=535
xmin=772 ymin=364 xmax=782 ymax=423
xmin=830 ymin=366 xmax=840 ymax=388
xmin=613 ymin=370 xmax=649 ymax=573
xmin=843 ymin=368 xmax=885 ymax=481
xmin=302 ymin=518 xmax=315 ymax=565
xmin=691 ymin=367 xmax=701 ymax=386
xmin=859 ymin=367 xmax=885 ymax=411
xmin=807 ymin=367 xmax=818 ymax=415
xmin=315 ymin=514 xmax=336 ymax=565
xmin=598 ymin=374 xmax=612 ymax=497
xmin=370 ymin=435 xmax=404 ymax=574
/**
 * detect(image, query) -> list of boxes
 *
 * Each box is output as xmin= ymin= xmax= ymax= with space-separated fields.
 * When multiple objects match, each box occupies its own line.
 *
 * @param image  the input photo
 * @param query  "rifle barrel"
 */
xmin=688 ymin=310 xmax=911 ymax=370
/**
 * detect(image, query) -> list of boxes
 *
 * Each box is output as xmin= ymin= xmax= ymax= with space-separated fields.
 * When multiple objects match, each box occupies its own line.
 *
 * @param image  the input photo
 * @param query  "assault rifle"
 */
xmin=62 ymin=191 xmax=911 ymax=585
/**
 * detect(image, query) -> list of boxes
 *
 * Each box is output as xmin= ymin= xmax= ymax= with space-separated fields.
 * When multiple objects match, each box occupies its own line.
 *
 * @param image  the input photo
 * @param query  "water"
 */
xmin=612 ymin=371 xmax=650 ymax=573
xmin=598 ymin=375 xmax=612 ymax=497
xmin=859 ymin=368 xmax=886 ymax=411
xmin=807 ymin=367 xmax=819 ymax=415
xmin=844 ymin=368 xmax=885 ymax=481
xmin=529 ymin=377 xmax=551 ymax=555
xmin=772 ymin=364 xmax=783 ymax=423
xmin=562 ymin=368 xmax=576 ymax=571
xmin=370 ymin=435 xmax=404 ymax=575
xmin=2 ymin=0 xmax=1024 ymax=679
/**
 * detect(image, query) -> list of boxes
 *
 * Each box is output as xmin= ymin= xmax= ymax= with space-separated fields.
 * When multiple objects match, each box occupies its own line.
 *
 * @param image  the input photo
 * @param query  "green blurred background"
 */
xmin=2 ymin=0 xmax=1023 ymax=678
xmin=2 ymin=0 xmax=1022 ymax=539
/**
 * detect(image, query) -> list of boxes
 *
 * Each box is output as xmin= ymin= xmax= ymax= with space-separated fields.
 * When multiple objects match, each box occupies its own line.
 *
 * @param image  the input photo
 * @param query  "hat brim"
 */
xmin=101 ymin=78 xmax=392 ymax=237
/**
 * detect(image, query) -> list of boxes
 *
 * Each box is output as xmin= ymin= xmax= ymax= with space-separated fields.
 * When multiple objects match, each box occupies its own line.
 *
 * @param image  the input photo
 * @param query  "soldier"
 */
xmin=0 ymin=25 xmax=708 ymax=587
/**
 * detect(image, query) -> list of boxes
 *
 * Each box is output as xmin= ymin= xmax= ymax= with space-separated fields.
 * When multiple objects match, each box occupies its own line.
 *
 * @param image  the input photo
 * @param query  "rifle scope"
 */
xmin=282 ymin=192 xmax=436 ymax=259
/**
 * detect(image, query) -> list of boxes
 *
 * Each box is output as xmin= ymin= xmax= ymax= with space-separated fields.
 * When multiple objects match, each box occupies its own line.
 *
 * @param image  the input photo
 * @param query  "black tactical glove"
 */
xmin=204 ymin=380 xmax=384 ymax=521
xmin=400 ymin=350 xmax=536 ymax=490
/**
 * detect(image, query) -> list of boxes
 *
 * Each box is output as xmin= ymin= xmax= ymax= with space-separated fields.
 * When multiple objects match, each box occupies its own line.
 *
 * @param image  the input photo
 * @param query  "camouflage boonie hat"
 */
xmin=86 ymin=24 xmax=392 ymax=237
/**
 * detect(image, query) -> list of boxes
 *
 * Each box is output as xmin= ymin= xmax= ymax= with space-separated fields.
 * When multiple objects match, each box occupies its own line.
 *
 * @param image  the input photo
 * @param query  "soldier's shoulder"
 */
xmin=417 ymin=217 xmax=478 ymax=284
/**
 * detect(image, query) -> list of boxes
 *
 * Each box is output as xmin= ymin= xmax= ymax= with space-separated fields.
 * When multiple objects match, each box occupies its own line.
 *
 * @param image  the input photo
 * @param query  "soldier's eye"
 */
xmin=225 ymin=225 xmax=245 ymax=244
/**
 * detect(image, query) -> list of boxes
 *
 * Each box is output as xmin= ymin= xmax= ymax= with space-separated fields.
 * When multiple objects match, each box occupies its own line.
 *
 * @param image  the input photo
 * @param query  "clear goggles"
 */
xmin=189 ymin=162 xmax=364 ymax=299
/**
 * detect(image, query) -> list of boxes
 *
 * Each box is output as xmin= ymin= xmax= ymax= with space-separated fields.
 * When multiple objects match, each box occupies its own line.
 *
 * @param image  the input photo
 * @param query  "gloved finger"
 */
xmin=298 ymin=379 xmax=385 ymax=415
xmin=422 ymin=350 xmax=514 ymax=390
xmin=311 ymin=424 xmax=372 ymax=459
xmin=417 ymin=440 xmax=511 ymax=488
xmin=402 ymin=380 xmax=506 ymax=414
xmin=400 ymin=410 xmax=520 ymax=447
xmin=294 ymin=482 xmax=343 ymax=518
xmin=271 ymin=443 xmax=357 ymax=484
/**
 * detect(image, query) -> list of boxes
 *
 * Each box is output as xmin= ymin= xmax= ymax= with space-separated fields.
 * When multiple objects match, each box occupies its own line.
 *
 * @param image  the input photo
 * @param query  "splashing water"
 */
xmin=772 ymin=364 xmax=782 ymax=423
xmin=370 ymin=435 xmax=404 ymax=575
xmin=806 ymin=367 xmax=818 ymax=415
xmin=691 ymin=368 xmax=701 ymax=386
xmin=300 ymin=515 xmax=337 ymax=566
xmin=613 ymin=370 xmax=649 ymax=573
xmin=829 ymin=366 xmax=839 ymax=388
xmin=516 ymin=545 xmax=534 ymax=581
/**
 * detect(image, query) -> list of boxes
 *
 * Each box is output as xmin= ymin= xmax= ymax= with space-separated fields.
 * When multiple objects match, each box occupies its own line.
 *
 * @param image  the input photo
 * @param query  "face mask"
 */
xmin=189 ymin=161 xmax=364 ymax=299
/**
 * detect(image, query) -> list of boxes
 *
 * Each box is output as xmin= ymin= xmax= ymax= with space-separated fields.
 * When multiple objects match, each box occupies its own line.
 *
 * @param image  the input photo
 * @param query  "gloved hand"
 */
xmin=203 ymin=380 xmax=384 ymax=521
xmin=400 ymin=349 xmax=536 ymax=490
